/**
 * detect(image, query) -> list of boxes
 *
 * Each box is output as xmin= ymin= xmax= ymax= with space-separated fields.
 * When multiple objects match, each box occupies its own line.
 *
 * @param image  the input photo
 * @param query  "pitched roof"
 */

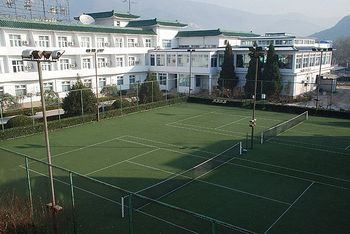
xmin=84 ymin=10 xmax=140 ymax=19
xmin=0 ymin=18 xmax=156 ymax=35
xmin=127 ymin=18 xmax=187 ymax=28
xmin=176 ymin=29 xmax=259 ymax=38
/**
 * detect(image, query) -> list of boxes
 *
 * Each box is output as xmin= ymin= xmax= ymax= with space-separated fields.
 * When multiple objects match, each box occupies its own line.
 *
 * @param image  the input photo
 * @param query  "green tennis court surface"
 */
xmin=1 ymin=103 xmax=349 ymax=233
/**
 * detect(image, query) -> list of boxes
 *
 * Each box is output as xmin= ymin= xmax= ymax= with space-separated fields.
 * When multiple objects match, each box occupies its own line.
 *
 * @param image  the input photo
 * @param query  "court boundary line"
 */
xmin=215 ymin=116 xmax=250 ymax=130
xmin=264 ymin=182 xmax=314 ymax=234
xmin=121 ymin=136 xmax=350 ymax=189
xmin=19 ymin=167 xmax=198 ymax=234
xmin=167 ymin=111 xmax=215 ymax=125
xmin=126 ymin=160 xmax=291 ymax=206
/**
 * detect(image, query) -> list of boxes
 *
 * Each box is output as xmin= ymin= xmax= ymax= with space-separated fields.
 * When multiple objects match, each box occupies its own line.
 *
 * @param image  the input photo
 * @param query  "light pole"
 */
xmin=187 ymin=49 xmax=195 ymax=97
xmin=0 ymin=100 xmax=4 ymax=132
xmin=22 ymin=49 xmax=65 ymax=231
xmin=248 ymin=45 xmax=264 ymax=149
xmin=86 ymin=48 xmax=104 ymax=121
xmin=312 ymin=47 xmax=332 ymax=109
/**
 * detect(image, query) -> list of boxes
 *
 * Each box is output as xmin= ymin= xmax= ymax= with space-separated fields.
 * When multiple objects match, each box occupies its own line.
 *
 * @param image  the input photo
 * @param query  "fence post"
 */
xmin=69 ymin=172 xmax=77 ymax=234
xmin=128 ymin=194 xmax=134 ymax=234
xmin=152 ymin=80 xmax=154 ymax=103
xmin=24 ymin=157 xmax=34 ymax=219
xmin=120 ymin=85 xmax=123 ymax=115
xmin=211 ymin=220 xmax=216 ymax=234
xmin=80 ymin=89 xmax=84 ymax=118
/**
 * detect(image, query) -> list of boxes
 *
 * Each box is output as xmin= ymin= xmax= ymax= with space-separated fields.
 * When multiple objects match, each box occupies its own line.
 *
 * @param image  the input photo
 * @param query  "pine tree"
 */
xmin=139 ymin=73 xmax=163 ymax=104
xmin=62 ymin=80 xmax=97 ymax=116
xmin=244 ymin=51 xmax=263 ymax=99
xmin=262 ymin=44 xmax=282 ymax=100
xmin=218 ymin=42 xmax=238 ymax=92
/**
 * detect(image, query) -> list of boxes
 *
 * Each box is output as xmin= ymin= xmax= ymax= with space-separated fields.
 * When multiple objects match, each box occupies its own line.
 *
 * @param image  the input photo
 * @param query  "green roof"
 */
xmin=84 ymin=10 xmax=140 ymax=19
xmin=176 ymin=29 xmax=259 ymax=38
xmin=0 ymin=18 xmax=156 ymax=35
xmin=127 ymin=18 xmax=187 ymax=28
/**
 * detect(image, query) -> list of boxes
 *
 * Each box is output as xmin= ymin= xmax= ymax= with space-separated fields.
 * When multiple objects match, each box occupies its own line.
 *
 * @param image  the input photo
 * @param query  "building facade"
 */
xmin=0 ymin=10 xmax=333 ymax=104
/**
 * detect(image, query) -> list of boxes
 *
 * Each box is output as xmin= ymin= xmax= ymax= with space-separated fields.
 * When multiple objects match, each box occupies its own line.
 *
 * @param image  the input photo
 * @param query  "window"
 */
xmin=296 ymin=55 xmax=303 ymax=69
xmin=99 ymin=78 xmax=106 ymax=88
xmin=15 ymin=85 xmax=26 ymax=96
xmin=115 ymin=38 xmax=123 ymax=47
xmin=156 ymin=54 xmax=165 ymax=66
xmin=128 ymin=57 xmax=136 ymax=66
xmin=62 ymin=81 xmax=71 ymax=92
xmin=98 ymin=58 xmax=107 ymax=68
xmin=129 ymin=75 xmax=136 ymax=84
xmin=179 ymin=74 xmax=189 ymax=86
xmin=116 ymin=57 xmax=124 ymax=67
xmin=60 ymin=59 xmax=70 ymax=70
xmin=97 ymin=38 xmax=106 ymax=48
xmin=38 ymin=36 xmax=49 ymax=47
xmin=9 ymin=34 xmax=21 ymax=47
xmin=196 ymin=77 xmax=201 ymax=87
xmin=167 ymin=54 xmax=176 ymax=66
xmin=303 ymin=55 xmax=309 ymax=68
xmin=116 ymin=21 xmax=121 ymax=26
xmin=162 ymin=39 xmax=171 ymax=48
xmin=83 ymin=79 xmax=92 ymax=88
xmin=278 ymin=55 xmax=293 ymax=69
xmin=41 ymin=63 xmax=52 ymax=71
xmin=177 ymin=54 xmax=189 ymax=67
xmin=150 ymin=54 xmax=155 ymax=66
xmin=44 ymin=82 xmax=53 ymax=92
xmin=58 ymin=36 xmax=68 ymax=47
xmin=192 ymin=54 xmax=209 ymax=67
xmin=0 ymin=86 xmax=4 ymax=96
xmin=159 ymin=73 xmax=167 ymax=85
xmin=12 ymin=60 xmax=24 ymax=73
xmin=117 ymin=76 xmax=124 ymax=85
xmin=82 ymin=58 xmax=91 ymax=69
xmin=128 ymin=38 xmax=136 ymax=47
xmin=236 ymin=54 xmax=250 ymax=68
xmin=80 ymin=37 xmax=91 ymax=47
xmin=145 ymin=39 xmax=152 ymax=47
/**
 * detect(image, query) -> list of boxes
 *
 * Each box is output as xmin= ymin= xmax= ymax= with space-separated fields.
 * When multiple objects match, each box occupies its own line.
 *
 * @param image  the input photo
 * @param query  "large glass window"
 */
xmin=129 ymin=75 xmax=136 ymax=84
xmin=303 ymin=55 xmax=309 ymax=68
xmin=58 ymin=36 xmax=68 ymax=47
xmin=162 ymin=39 xmax=171 ymax=48
xmin=116 ymin=57 xmax=124 ymax=67
xmin=296 ymin=55 xmax=303 ymax=69
xmin=9 ymin=34 xmax=21 ymax=47
xmin=117 ymin=76 xmax=124 ymax=85
xmin=83 ymin=79 xmax=92 ymax=88
xmin=99 ymin=78 xmax=106 ymax=88
xmin=80 ymin=37 xmax=91 ymax=47
xmin=97 ymin=38 xmax=106 ymax=48
xmin=278 ymin=54 xmax=293 ymax=69
xmin=192 ymin=54 xmax=209 ymax=67
xmin=159 ymin=73 xmax=167 ymax=85
xmin=12 ymin=60 xmax=24 ymax=73
xmin=167 ymin=54 xmax=176 ymax=66
xmin=179 ymin=74 xmax=189 ymax=86
xmin=115 ymin=38 xmax=123 ymax=47
xmin=236 ymin=54 xmax=250 ymax=68
xmin=128 ymin=57 xmax=136 ymax=66
xmin=62 ymin=81 xmax=71 ymax=92
xmin=0 ymin=86 xmax=4 ymax=96
xmin=177 ymin=54 xmax=189 ymax=67
xmin=128 ymin=38 xmax=136 ymax=47
xmin=15 ymin=85 xmax=26 ymax=96
xmin=38 ymin=36 xmax=49 ymax=47
xmin=82 ymin=58 xmax=91 ymax=69
xmin=211 ymin=56 xmax=218 ymax=67
xmin=145 ymin=39 xmax=152 ymax=47
xmin=150 ymin=54 xmax=155 ymax=66
xmin=60 ymin=59 xmax=70 ymax=70
xmin=156 ymin=54 xmax=165 ymax=66
xmin=44 ymin=82 xmax=53 ymax=92
xmin=98 ymin=58 xmax=107 ymax=68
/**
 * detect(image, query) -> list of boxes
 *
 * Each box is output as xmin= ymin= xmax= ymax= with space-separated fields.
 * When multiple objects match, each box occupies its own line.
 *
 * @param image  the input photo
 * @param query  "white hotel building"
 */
xmin=0 ymin=10 xmax=333 ymax=104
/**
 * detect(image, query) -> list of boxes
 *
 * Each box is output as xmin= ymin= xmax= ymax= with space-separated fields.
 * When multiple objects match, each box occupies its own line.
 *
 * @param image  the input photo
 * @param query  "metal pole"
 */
xmin=69 ymin=172 xmax=77 ymax=234
xmin=251 ymin=55 xmax=259 ymax=149
xmin=187 ymin=49 xmax=194 ymax=97
xmin=30 ymin=95 xmax=35 ymax=129
xmin=94 ymin=52 xmax=100 ymax=121
xmin=37 ymin=61 xmax=59 ymax=233
xmin=25 ymin=157 xmax=34 ymax=219
xmin=316 ymin=50 xmax=323 ymax=110
xmin=80 ymin=89 xmax=84 ymax=117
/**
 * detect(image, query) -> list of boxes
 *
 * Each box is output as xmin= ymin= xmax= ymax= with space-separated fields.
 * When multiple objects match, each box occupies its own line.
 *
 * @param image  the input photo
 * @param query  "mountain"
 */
xmin=311 ymin=15 xmax=350 ymax=41
xmin=71 ymin=0 xmax=335 ymax=36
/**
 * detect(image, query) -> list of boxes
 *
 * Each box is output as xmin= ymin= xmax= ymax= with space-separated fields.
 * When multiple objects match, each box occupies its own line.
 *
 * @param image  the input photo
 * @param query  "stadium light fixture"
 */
xmin=22 ymin=50 xmax=65 ymax=220
xmin=86 ymin=48 xmax=104 ymax=121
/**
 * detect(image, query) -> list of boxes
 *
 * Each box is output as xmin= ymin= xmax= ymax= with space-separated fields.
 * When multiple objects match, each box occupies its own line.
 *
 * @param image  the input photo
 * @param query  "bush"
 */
xmin=112 ymin=98 xmax=136 ymax=109
xmin=6 ymin=115 xmax=33 ymax=128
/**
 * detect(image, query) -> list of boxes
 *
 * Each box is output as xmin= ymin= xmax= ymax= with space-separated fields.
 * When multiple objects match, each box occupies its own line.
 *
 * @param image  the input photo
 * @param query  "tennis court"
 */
xmin=0 ymin=102 xmax=349 ymax=233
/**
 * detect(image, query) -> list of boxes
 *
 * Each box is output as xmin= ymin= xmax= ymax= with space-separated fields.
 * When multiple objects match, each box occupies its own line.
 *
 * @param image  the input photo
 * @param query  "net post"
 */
xmin=239 ymin=142 xmax=242 ymax=155
xmin=211 ymin=220 xmax=217 ymax=234
xmin=306 ymin=111 xmax=309 ymax=120
xmin=24 ymin=157 xmax=34 ymax=219
xmin=260 ymin=132 xmax=264 ymax=144
xmin=69 ymin=172 xmax=77 ymax=234
xmin=121 ymin=196 xmax=125 ymax=218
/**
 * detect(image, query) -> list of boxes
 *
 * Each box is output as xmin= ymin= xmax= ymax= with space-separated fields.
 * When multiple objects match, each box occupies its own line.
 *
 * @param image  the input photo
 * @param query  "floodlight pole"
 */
xmin=0 ymin=100 xmax=4 ymax=132
xmin=187 ymin=49 xmax=195 ymax=97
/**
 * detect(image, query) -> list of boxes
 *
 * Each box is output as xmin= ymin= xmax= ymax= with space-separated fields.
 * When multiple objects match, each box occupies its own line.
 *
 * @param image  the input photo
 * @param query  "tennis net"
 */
xmin=132 ymin=141 xmax=242 ymax=209
xmin=260 ymin=111 xmax=308 ymax=144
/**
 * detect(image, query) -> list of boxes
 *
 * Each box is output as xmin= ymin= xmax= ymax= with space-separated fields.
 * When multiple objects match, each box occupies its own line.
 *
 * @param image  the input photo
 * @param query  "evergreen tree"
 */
xmin=262 ymin=44 xmax=282 ymax=100
xmin=218 ymin=42 xmax=238 ymax=92
xmin=244 ymin=50 xmax=263 ymax=99
xmin=62 ymin=80 xmax=96 ymax=116
xmin=139 ymin=73 xmax=163 ymax=104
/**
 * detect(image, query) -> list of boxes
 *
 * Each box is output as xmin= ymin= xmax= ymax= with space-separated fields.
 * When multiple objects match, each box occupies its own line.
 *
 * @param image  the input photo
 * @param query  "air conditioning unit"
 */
xmin=70 ymin=64 xmax=76 ymax=68
xmin=22 ymin=41 xmax=29 ymax=46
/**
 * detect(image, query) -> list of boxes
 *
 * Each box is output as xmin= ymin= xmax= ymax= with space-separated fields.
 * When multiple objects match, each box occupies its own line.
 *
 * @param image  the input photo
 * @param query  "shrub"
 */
xmin=112 ymin=98 xmax=136 ymax=109
xmin=6 ymin=115 xmax=33 ymax=128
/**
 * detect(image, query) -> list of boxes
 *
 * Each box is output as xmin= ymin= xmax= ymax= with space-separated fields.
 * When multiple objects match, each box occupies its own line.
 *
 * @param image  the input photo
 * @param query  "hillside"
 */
xmin=311 ymin=15 xmax=350 ymax=40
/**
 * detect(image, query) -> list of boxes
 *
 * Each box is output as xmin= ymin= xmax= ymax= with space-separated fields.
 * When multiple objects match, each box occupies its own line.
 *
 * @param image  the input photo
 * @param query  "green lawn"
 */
xmin=0 ymin=102 xmax=349 ymax=233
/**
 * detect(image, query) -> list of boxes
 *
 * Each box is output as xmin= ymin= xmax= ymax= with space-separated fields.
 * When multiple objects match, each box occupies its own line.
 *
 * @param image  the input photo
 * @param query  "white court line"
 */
xmin=126 ymin=160 xmax=291 ymax=206
xmin=121 ymin=136 xmax=350 ymax=189
xmin=264 ymin=182 xmax=314 ymax=234
xmin=167 ymin=111 xmax=215 ymax=125
xmin=215 ymin=116 xmax=250 ymax=130
xmin=85 ymin=148 xmax=160 ymax=176
xmin=345 ymin=144 xmax=350 ymax=151
xmin=171 ymin=122 xmax=247 ymax=136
